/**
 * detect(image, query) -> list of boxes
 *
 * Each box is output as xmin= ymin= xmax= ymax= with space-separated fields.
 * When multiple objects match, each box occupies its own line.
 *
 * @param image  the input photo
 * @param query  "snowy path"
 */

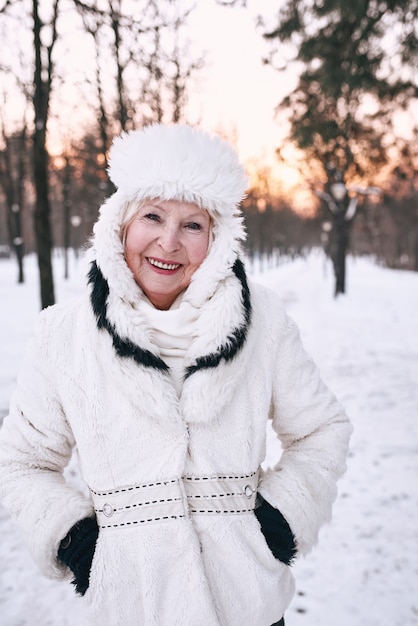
xmin=257 ymin=256 xmax=418 ymax=626
xmin=1 ymin=252 xmax=417 ymax=625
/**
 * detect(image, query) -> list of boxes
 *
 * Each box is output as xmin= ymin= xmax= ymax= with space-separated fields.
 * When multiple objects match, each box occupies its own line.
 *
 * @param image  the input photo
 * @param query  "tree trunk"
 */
xmin=15 ymin=242 xmax=24 ymax=283
xmin=33 ymin=128 xmax=55 ymax=307
xmin=333 ymin=207 xmax=348 ymax=296
xmin=8 ymin=205 xmax=25 ymax=283
xmin=32 ymin=0 xmax=56 ymax=309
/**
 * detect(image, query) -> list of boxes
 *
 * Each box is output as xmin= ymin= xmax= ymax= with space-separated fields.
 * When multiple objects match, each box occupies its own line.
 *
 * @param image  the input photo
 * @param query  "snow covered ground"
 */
xmin=0 ymin=250 xmax=417 ymax=626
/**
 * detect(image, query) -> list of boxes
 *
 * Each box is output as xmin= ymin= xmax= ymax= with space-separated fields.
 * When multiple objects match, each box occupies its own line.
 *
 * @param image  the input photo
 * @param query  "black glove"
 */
xmin=255 ymin=496 xmax=297 ymax=565
xmin=58 ymin=516 xmax=99 ymax=596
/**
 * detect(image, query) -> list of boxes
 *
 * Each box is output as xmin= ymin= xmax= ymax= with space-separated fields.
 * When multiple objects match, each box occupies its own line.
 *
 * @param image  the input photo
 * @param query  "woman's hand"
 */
xmin=58 ymin=516 xmax=99 ymax=596
xmin=255 ymin=496 xmax=297 ymax=565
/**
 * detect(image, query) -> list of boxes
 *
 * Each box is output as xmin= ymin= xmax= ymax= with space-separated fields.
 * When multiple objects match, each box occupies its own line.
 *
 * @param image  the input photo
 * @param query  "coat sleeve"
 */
xmin=0 ymin=310 xmax=94 ymax=580
xmin=258 ymin=307 xmax=352 ymax=556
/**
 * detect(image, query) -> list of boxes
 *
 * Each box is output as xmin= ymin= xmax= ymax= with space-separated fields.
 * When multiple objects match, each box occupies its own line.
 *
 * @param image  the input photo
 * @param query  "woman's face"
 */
xmin=124 ymin=199 xmax=211 ymax=310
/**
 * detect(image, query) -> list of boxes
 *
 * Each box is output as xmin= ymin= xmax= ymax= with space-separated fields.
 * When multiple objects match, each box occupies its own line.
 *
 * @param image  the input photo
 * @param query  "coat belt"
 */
xmin=89 ymin=471 xmax=259 ymax=528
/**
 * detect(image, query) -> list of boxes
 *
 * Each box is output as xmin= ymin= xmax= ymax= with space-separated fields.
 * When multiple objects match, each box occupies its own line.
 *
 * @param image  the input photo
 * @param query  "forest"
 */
xmin=0 ymin=0 xmax=417 ymax=305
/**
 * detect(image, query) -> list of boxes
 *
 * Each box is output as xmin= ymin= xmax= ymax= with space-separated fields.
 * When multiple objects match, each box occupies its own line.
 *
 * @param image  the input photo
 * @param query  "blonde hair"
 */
xmin=119 ymin=198 xmax=149 ymax=247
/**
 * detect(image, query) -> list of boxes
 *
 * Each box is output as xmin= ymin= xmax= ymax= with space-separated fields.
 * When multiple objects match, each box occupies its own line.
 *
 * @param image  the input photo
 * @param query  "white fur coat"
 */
xmin=0 ymin=273 xmax=351 ymax=625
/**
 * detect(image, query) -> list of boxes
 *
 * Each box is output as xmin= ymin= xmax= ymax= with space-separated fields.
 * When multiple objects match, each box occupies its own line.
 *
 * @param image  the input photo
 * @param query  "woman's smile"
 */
xmin=147 ymin=257 xmax=182 ymax=272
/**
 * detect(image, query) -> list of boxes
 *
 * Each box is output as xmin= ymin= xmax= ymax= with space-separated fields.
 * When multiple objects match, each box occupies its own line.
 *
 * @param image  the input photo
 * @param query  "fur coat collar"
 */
xmin=85 ymin=184 xmax=252 ymax=425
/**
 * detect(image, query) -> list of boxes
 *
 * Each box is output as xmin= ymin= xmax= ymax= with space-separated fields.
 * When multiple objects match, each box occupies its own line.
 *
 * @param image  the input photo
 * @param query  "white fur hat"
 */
xmin=92 ymin=124 xmax=249 ymax=307
xmin=107 ymin=123 xmax=249 ymax=218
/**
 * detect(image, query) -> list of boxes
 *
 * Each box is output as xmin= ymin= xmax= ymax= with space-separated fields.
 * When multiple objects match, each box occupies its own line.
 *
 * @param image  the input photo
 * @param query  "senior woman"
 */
xmin=0 ymin=124 xmax=351 ymax=626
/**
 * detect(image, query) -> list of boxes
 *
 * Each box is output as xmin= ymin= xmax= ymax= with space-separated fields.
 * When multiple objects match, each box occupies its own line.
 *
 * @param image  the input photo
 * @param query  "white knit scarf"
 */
xmin=137 ymin=293 xmax=200 ymax=396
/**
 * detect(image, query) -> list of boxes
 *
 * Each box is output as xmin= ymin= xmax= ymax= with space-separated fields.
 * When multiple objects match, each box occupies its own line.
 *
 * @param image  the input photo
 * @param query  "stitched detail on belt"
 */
xmin=183 ymin=471 xmax=258 ymax=481
xmin=190 ymin=492 xmax=239 ymax=498
xmin=90 ymin=479 xmax=178 ymax=497
xmin=100 ymin=514 xmax=186 ymax=528
xmin=97 ymin=497 xmax=182 ymax=513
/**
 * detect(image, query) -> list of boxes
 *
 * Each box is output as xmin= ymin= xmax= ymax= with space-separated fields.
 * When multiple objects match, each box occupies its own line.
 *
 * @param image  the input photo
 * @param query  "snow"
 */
xmin=1 ymin=250 xmax=417 ymax=626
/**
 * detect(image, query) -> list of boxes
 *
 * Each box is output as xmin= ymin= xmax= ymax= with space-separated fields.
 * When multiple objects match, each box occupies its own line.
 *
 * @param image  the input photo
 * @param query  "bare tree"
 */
xmin=75 ymin=0 xmax=203 ymax=131
xmin=74 ymin=4 xmax=114 ymax=180
xmin=32 ymin=0 xmax=61 ymax=308
xmin=167 ymin=27 xmax=204 ymax=124
xmin=0 ymin=0 xmax=60 ymax=305
xmin=139 ymin=1 xmax=204 ymax=125
xmin=109 ymin=0 xmax=131 ymax=130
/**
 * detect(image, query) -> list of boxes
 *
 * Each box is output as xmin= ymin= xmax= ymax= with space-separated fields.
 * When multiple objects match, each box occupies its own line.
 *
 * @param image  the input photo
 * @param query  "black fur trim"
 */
xmin=87 ymin=261 xmax=169 ymax=372
xmin=184 ymin=258 xmax=252 ymax=378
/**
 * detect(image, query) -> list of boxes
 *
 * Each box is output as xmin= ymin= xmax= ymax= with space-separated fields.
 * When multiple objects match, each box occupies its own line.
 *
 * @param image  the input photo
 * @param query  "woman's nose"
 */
xmin=158 ymin=226 xmax=180 ymax=253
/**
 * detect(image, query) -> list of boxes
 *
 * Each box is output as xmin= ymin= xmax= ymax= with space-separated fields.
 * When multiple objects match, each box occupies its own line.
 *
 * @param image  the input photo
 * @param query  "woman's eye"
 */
xmin=145 ymin=213 xmax=160 ymax=222
xmin=185 ymin=222 xmax=202 ymax=231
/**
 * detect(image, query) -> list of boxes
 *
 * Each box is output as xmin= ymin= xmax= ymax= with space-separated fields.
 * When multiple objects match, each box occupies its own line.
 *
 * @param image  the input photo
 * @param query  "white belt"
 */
xmin=90 ymin=471 xmax=259 ymax=528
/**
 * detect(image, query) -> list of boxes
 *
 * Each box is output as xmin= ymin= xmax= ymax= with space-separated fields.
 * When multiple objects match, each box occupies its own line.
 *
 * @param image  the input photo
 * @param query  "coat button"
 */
xmin=103 ymin=503 xmax=114 ymax=517
xmin=244 ymin=484 xmax=254 ymax=498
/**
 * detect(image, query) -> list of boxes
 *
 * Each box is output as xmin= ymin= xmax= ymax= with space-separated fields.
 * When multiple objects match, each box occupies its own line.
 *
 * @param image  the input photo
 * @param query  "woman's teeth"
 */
xmin=148 ymin=258 xmax=181 ymax=270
